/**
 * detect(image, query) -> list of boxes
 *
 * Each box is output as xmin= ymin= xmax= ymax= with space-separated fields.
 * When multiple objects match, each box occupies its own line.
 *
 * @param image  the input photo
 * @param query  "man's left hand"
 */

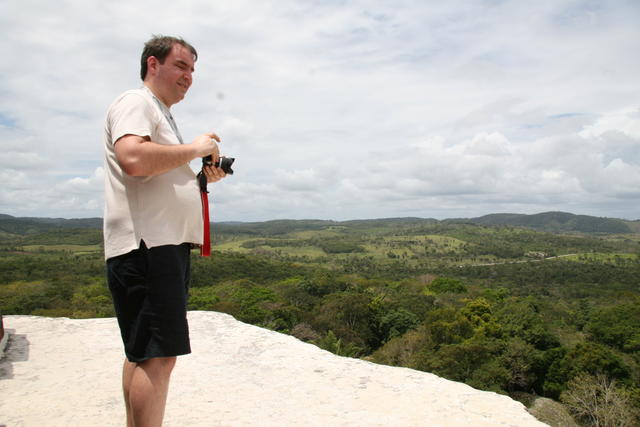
xmin=203 ymin=165 xmax=226 ymax=183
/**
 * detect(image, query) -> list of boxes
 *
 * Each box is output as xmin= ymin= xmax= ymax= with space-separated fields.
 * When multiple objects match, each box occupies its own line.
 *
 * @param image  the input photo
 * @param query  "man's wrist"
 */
xmin=186 ymin=143 xmax=201 ymax=162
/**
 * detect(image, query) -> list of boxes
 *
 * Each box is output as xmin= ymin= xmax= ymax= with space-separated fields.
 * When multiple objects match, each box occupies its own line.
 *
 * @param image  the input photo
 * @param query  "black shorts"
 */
xmin=107 ymin=241 xmax=191 ymax=363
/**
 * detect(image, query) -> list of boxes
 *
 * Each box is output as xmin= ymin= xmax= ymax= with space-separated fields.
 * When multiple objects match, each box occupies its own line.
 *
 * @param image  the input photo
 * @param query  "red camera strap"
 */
xmin=200 ymin=189 xmax=211 ymax=257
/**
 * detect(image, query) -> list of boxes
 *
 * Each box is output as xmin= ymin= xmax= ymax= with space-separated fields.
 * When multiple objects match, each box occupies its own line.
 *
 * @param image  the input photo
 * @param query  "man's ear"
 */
xmin=147 ymin=56 xmax=159 ymax=76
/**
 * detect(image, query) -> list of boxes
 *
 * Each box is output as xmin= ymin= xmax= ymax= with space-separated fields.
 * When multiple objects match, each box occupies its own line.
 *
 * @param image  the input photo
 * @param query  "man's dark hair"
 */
xmin=140 ymin=35 xmax=198 ymax=80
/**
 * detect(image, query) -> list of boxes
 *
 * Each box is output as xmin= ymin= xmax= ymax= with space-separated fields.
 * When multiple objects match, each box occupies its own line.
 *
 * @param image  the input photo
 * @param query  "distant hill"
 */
xmin=0 ymin=214 xmax=102 ymax=235
xmin=0 ymin=211 xmax=636 ymax=236
xmin=451 ymin=211 xmax=634 ymax=233
xmin=213 ymin=212 xmax=635 ymax=235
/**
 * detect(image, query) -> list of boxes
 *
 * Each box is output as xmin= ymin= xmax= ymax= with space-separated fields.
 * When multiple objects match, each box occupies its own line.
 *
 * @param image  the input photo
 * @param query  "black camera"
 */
xmin=203 ymin=155 xmax=235 ymax=175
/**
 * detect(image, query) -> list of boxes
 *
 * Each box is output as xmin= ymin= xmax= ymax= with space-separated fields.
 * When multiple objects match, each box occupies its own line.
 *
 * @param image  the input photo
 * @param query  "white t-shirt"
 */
xmin=102 ymin=86 xmax=203 ymax=260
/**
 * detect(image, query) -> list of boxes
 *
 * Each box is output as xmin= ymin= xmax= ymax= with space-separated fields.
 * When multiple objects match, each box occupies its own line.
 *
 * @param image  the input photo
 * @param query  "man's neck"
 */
xmin=143 ymin=82 xmax=171 ymax=109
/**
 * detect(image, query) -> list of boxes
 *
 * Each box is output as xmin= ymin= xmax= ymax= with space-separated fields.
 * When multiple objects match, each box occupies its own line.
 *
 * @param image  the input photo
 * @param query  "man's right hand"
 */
xmin=192 ymin=132 xmax=221 ymax=162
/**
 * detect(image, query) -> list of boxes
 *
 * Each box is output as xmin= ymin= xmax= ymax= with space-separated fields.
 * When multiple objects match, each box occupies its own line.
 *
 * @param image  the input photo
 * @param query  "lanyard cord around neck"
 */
xmin=143 ymin=86 xmax=184 ymax=144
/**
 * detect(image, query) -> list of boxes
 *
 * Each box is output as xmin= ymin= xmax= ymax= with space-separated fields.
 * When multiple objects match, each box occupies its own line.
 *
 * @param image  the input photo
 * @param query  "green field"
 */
xmin=21 ymin=244 xmax=102 ymax=254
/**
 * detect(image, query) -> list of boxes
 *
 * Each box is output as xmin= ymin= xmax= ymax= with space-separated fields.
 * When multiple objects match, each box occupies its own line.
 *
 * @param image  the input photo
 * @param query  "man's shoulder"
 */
xmin=107 ymin=88 xmax=156 ymax=119
xmin=110 ymin=88 xmax=149 ymax=107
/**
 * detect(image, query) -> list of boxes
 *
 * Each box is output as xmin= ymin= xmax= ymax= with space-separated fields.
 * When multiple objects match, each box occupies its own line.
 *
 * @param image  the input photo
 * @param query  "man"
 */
xmin=103 ymin=35 xmax=225 ymax=427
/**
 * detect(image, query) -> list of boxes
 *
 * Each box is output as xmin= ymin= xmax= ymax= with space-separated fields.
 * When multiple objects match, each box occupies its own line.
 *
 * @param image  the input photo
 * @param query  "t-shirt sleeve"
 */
xmin=108 ymin=93 xmax=156 ymax=145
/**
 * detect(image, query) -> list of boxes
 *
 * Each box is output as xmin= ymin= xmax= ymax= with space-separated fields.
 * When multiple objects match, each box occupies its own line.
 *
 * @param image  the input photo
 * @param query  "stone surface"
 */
xmin=529 ymin=397 xmax=578 ymax=427
xmin=0 ymin=312 xmax=547 ymax=426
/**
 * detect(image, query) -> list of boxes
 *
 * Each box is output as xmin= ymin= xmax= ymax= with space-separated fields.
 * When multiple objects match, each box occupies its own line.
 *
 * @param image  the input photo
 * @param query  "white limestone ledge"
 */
xmin=0 ymin=311 xmax=547 ymax=426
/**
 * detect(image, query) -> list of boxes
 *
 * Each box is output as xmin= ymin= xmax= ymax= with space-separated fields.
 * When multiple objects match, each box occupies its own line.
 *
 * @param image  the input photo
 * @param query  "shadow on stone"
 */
xmin=0 ymin=330 xmax=30 ymax=380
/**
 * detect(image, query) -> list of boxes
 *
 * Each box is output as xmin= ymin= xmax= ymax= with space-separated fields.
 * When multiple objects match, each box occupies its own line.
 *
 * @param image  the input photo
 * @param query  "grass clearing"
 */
xmin=21 ymin=244 xmax=102 ymax=254
xmin=561 ymin=252 xmax=639 ymax=263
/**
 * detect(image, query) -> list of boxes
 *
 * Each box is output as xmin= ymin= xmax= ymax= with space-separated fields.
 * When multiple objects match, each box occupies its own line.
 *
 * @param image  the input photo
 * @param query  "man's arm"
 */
xmin=115 ymin=133 xmax=220 ymax=177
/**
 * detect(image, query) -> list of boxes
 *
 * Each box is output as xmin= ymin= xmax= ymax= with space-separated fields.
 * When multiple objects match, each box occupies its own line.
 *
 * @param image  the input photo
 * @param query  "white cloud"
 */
xmin=464 ymin=133 xmax=512 ymax=157
xmin=579 ymin=107 xmax=640 ymax=140
xmin=0 ymin=151 xmax=49 ymax=170
xmin=274 ymin=168 xmax=326 ymax=192
xmin=56 ymin=168 xmax=105 ymax=195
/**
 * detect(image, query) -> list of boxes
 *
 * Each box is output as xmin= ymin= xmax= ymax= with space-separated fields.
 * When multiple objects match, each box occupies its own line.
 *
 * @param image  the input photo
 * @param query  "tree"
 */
xmin=422 ymin=307 xmax=474 ymax=347
xmin=376 ymin=308 xmax=419 ymax=343
xmin=496 ymin=298 xmax=560 ymax=350
xmin=427 ymin=277 xmax=467 ymax=294
xmin=312 ymin=292 xmax=376 ymax=350
xmin=460 ymin=297 xmax=493 ymax=327
xmin=419 ymin=336 xmax=502 ymax=385
xmin=187 ymin=286 xmax=219 ymax=311
xmin=586 ymin=301 xmax=640 ymax=353
xmin=498 ymin=337 xmax=541 ymax=392
xmin=544 ymin=342 xmax=632 ymax=399
xmin=313 ymin=330 xmax=362 ymax=357
xmin=561 ymin=373 xmax=638 ymax=427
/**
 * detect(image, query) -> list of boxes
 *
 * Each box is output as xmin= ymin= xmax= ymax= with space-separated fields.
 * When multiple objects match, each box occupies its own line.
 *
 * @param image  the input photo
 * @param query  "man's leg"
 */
xmin=123 ymin=359 xmax=135 ymax=427
xmin=122 ymin=356 xmax=177 ymax=427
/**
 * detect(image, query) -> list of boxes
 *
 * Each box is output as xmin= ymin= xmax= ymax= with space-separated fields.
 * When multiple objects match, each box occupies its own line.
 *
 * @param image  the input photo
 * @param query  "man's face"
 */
xmin=152 ymin=43 xmax=195 ymax=106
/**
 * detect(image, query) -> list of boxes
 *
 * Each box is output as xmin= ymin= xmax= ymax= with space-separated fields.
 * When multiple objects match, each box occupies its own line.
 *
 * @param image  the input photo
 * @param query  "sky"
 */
xmin=1 ymin=0 xmax=639 ymax=222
